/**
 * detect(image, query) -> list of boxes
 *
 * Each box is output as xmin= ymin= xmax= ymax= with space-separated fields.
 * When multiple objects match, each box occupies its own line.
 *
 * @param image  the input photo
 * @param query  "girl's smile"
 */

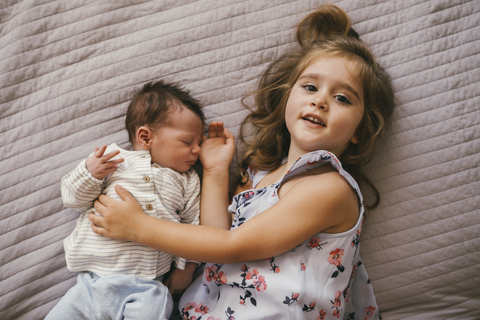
xmin=285 ymin=56 xmax=365 ymax=158
xmin=302 ymin=114 xmax=326 ymax=127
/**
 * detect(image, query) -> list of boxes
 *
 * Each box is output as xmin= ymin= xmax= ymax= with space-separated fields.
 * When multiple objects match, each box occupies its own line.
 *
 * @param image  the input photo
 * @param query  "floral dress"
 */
xmin=179 ymin=150 xmax=379 ymax=320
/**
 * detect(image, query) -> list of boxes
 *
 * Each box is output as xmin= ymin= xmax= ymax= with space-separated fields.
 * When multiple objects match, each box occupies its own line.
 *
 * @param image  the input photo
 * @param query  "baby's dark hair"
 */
xmin=235 ymin=4 xmax=395 ymax=208
xmin=125 ymin=80 xmax=205 ymax=145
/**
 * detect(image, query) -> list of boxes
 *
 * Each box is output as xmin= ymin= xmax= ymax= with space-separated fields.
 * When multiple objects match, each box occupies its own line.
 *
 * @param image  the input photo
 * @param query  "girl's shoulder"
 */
xmin=284 ymin=151 xmax=361 ymax=196
xmin=279 ymin=152 xmax=363 ymax=233
xmin=285 ymin=150 xmax=343 ymax=177
xmin=280 ymin=159 xmax=356 ymax=202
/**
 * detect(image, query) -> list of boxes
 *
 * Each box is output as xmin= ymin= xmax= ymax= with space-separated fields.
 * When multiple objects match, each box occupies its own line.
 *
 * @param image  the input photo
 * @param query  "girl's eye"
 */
xmin=302 ymin=84 xmax=317 ymax=92
xmin=334 ymin=94 xmax=351 ymax=104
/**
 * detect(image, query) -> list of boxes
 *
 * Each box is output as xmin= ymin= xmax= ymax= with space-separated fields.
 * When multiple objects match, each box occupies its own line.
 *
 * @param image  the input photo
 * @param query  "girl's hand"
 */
xmin=86 ymin=145 xmax=124 ymax=180
xmin=89 ymin=185 xmax=145 ymax=242
xmin=200 ymin=122 xmax=235 ymax=173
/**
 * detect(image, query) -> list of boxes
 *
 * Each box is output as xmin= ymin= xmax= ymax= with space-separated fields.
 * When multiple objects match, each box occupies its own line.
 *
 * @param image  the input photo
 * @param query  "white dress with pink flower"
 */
xmin=179 ymin=150 xmax=379 ymax=320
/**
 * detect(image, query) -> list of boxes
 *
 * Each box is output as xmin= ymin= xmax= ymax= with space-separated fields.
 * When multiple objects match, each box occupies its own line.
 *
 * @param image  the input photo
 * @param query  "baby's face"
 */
xmin=149 ymin=105 xmax=203 ymax=173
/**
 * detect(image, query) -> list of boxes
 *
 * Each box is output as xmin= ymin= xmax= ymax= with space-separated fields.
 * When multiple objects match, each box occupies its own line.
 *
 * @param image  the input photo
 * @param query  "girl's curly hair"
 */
xmin=234 ymin=4 xmax=395 ymax=208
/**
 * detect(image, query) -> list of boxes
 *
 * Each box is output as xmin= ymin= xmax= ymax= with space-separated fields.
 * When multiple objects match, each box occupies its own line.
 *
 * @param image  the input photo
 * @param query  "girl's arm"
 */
xmin=90 ymin=165 xmax=359 ymax=264
xmin=198 ymin=122 xmax=235 ymax=230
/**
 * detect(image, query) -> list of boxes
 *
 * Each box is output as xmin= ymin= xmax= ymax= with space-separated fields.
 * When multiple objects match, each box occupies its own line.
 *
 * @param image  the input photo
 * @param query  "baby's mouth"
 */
xmin=303 ymin=115 xmax=326 ymax=127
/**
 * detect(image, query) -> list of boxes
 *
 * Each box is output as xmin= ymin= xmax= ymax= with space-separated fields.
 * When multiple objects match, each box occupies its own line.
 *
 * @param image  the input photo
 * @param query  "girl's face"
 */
xmin=285 ymin=56 xmax=364 ymax=158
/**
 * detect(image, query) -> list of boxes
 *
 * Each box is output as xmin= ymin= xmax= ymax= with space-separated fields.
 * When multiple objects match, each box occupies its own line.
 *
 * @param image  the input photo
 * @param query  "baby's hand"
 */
xmin=85 ymin=145 xmax=124 ymax=180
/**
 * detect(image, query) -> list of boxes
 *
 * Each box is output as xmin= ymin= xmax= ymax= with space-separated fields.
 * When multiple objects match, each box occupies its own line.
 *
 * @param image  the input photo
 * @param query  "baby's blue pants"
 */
xmin=45 ymin=272 xmax=173 ymax=320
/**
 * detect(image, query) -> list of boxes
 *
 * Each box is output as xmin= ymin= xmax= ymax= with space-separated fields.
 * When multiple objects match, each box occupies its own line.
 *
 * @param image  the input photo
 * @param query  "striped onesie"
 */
xmin=61 ymin=143 xmax=200 ymax=279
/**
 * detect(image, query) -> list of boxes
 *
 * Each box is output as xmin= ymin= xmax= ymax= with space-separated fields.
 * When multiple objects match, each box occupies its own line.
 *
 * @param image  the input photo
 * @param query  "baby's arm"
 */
xmin=61 ymin=145 xmax=123 ymax=210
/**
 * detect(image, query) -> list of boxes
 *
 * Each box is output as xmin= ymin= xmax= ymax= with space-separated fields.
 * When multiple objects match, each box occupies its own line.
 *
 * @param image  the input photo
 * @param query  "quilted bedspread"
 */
xmin=1 ymin=0 xmax=479 ymax=319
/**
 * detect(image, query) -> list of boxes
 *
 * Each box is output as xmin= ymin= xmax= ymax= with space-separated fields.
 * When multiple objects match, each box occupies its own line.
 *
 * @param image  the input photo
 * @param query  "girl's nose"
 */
xmin=311 ymin=96 xmax=328 ymax=110
xmin=311 ymin=90 xmax=328 ymax=110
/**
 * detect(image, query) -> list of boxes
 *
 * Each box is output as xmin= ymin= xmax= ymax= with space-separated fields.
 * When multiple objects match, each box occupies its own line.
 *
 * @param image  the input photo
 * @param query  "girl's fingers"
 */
xmin=215 ymin=122 xmax=225 ymax=137
xmin=92 ymin=186 xmax=132 ymax=212
xmin=96 ymin=193 xmax=118 ymax=208
xmin=208 ymin=122 xmax=218 ymax=137
xmin=114 ymin=184 xmax=134 ymax=201
xmin=89 ymin=213 xmax=105 ymax=235
xmin=90 ymin=196 xmax=105 ymax=215
xmin=207 ymin=121 xmax=225 ymax=138
xmin=224 ymin=128 xmax=235 ymax=148
xmin=223 ymin=127 xmax=233 ymax=139
xmin=89 ymin=212 xmax=100 ymax=225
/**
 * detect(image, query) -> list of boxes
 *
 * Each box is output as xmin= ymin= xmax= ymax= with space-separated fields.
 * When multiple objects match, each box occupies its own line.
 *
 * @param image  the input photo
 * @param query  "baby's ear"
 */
xmin=136 ymin=126 xmax=152 ymax=149
xmin=350 ymin=135 xmax=359 ymax=144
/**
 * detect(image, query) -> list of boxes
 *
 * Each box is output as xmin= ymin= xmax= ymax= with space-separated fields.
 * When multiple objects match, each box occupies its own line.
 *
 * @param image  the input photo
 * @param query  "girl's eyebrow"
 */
xmin=298 ymin=73 xmax=361 ymax=101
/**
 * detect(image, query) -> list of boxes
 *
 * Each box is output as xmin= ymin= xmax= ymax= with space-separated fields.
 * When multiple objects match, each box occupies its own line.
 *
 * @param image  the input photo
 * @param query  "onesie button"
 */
xmin=146 ymin=204 xmax=153 ymax=210
xmin=143 ymin=175 xmax=150 ymax=182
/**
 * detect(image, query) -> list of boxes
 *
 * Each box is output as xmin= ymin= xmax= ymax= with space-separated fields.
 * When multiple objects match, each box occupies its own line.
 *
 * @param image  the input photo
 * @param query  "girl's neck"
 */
xmin=257 ymin=147 xmax=306 ymax=189
xmin=256 ymin=162 xmax=288 ymax=189
xmin=285 ymin=145 xmax=312 ymax=169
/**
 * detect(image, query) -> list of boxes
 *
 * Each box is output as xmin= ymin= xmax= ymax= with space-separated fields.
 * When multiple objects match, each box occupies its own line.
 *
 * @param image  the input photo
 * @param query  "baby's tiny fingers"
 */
xmin=95 ymin=145 xmax=108 ymax=157
xmin=102 ymin=150 xmax=121 ymax=162
xmin=111 ymin=157 xmax=124 ymax=166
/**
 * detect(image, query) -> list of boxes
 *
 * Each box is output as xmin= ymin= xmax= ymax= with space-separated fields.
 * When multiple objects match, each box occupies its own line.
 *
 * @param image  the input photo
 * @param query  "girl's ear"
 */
xmin=350 ymin=135 xmax=359 ymax=144
xmin=351 ymin=125 xmax=362 ymax=144
xmin=136 ymin=126 xmax=152 ymax=149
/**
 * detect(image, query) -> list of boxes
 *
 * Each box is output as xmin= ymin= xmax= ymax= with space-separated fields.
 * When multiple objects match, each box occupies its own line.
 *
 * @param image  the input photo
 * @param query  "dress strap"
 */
xmin=281 ymin=150 xmax=363 ymax=205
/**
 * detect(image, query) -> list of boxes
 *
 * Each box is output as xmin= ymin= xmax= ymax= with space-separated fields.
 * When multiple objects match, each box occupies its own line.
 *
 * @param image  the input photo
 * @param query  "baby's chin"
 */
xmin=175 ymin=164 xmax=195 ymax=174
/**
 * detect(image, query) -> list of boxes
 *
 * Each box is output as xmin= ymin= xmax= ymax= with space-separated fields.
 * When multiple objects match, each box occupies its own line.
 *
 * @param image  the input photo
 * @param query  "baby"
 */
xmin=46 ymin=80 xmax=205 ymax=320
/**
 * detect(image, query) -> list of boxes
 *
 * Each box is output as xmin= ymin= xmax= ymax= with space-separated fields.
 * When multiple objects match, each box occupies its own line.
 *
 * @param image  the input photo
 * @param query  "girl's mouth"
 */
xmin=303 ymin=115 xmax=326 ymax=127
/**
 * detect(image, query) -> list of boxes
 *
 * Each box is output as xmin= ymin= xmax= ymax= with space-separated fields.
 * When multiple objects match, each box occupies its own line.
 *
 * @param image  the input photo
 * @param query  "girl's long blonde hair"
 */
xmin=234 ymin=4 xmax=395 ymax=208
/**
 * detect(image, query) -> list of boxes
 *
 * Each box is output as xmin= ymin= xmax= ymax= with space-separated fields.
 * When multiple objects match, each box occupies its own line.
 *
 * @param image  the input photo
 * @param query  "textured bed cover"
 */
xmin=1 ymin=0 xmax=479 ymax=319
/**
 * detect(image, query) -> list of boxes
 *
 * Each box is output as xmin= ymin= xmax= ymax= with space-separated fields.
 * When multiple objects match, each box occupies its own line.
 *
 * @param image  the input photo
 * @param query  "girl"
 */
xmin=90 ymin=4 xmax=394 ymax=320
